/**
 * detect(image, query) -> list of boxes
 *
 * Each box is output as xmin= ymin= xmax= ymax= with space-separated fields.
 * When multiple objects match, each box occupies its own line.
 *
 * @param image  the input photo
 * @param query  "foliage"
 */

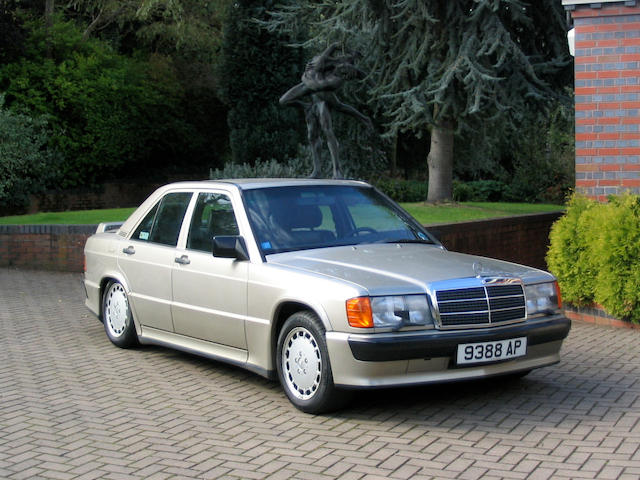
xmin=547 ymin=194 xmax=640 ymax=323
xmin=453 ymin=180 xmax=508 ymax=202
xmin=452 ymin=100 xmax=574 ymax=204
xmin=64 ymin=0 xmax=229 ymax=57
xmin=589 ymin=195 xmax=640 ymax=323
xmin=218 ymin=0 xmax=305 ymax=165
xmin=211 ymin=141 xmax=387 ymax=182
xmin=374 ymin=179 xmax=429 ymax=203
xmin=546 ymin=195 xmax=596 ymax=305
xmin=0 ymin=17 xmax=205 ymax=187
xmin=265 ymin=0 xmax=572 ymax=201
xmin=0 ymin=0 xmax=25 ymax=64
xmin=210 ymin=157 xmax=312 ymax=179
xmin=136 ymin=0 xmax=229 ymax=57
xmin=0 ymin=96 xmax=61 ymax=214
xmin=455 ymin=99 xmax=575 ymax=203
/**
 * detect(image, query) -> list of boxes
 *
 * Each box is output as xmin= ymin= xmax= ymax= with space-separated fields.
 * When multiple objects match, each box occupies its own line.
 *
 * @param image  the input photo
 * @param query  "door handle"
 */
xmin=175 ymin=255 xmax=190 ymax=265
xmin=122 ymin=246 xmax=135 ymax=255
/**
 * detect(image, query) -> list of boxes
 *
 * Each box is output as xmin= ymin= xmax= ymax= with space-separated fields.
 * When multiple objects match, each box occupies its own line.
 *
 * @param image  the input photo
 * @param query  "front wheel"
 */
xmin=102 ymin=280 xmax=138 ymax=348
xmin=276 ymin=311 xmax=351 ymax=414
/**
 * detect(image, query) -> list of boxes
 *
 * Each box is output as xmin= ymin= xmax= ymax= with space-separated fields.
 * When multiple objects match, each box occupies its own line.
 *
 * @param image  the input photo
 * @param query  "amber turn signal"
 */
xmin=554 ymin=281 xmax=563 ymax=309
xmin=346 ymin=297 xmax=373 ymax=328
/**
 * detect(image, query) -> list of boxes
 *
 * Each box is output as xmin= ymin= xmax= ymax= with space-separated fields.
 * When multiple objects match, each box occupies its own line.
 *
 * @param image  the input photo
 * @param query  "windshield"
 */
xmin=242 ymin=184 xmax=435 ymax=255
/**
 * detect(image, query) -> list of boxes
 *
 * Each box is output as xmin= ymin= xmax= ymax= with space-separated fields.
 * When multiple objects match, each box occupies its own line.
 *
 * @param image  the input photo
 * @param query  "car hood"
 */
xmin=266 ymin=243 xmax=553 ymax=296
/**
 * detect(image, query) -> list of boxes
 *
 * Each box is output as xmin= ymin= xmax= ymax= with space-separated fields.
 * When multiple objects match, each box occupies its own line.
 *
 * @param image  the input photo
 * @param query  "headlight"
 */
xmin=525 ymin=281 xmax=562 ymax=316
xmin=346 ymin=295 xmax=434 ymax=329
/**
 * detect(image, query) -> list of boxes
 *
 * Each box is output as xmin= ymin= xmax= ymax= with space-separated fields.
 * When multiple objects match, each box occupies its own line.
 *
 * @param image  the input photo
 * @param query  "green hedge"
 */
xmin=373 ymin=179 xmax=429 ymax=203
xmin=547 ymin=194 xmax=640 ymax=323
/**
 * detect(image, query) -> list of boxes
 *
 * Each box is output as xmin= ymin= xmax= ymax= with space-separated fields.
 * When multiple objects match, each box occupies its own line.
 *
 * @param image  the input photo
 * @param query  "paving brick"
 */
xmin=1 ymin=269 xmax=640 ymax=479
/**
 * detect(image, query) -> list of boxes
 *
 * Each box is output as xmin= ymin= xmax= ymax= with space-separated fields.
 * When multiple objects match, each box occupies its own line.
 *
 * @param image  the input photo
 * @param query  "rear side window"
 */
xmin=131 ymin=192 xmax=193 ymax=247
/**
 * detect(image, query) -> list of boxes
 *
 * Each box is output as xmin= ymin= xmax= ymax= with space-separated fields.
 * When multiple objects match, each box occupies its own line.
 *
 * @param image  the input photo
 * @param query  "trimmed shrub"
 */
xmin=591 ymin=195 xmax=640 ymax=322
xmin=547 ymin=194 xmax=640 ymax=323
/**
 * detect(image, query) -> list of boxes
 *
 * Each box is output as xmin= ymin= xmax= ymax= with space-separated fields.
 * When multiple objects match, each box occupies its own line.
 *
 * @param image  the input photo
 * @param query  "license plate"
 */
xmin=456 ymin=337 xmax=527 ymax=365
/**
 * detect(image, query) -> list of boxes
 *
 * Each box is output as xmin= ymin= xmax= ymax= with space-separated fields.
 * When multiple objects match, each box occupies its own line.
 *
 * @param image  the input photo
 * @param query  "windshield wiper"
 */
xmin=380 ymin=238 xmax=434 ymax=245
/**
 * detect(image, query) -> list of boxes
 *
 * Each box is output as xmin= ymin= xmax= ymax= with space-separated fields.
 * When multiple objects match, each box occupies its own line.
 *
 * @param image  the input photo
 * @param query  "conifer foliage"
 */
xmin=219 ymin=0 xmax=304 ymax=165
xmin=267 ymin=0 xmax=571 ymax=201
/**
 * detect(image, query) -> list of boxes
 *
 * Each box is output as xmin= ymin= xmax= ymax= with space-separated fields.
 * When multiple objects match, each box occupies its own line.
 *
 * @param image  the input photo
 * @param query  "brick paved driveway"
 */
xmin=1 ymin=268 xmax=639 ymax=480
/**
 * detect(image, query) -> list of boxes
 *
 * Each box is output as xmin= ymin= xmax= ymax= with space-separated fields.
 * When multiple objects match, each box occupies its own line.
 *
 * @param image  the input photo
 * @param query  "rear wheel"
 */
xmin=276 ymin=311 xmax=351 ymax=414
xmin=102 ymin=280 xmax=138 ymax=348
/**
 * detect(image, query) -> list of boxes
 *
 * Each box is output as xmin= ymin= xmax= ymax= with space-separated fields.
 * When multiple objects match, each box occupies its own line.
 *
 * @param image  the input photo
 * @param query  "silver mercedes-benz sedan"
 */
xmin=83 ymin=179 xmax=570 ymax=413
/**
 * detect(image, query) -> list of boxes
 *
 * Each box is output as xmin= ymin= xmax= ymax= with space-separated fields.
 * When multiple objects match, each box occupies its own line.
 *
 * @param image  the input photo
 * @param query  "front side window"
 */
xmin=186 ymin=192 xmax=239 ymax=252
xmin=131 ymin=192 xmax=192 ymax=247
xmin=243 ymin=185 xmax=432 ymax=255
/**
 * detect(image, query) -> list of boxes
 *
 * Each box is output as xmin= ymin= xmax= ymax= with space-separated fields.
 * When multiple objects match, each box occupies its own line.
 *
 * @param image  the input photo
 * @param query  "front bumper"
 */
xmin=325 ymin=314 xmax=570 ymax=388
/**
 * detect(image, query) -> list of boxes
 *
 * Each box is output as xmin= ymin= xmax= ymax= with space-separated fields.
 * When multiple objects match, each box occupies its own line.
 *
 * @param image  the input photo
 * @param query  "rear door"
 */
xmin=118 ymin=191 xmax=193 ymax=332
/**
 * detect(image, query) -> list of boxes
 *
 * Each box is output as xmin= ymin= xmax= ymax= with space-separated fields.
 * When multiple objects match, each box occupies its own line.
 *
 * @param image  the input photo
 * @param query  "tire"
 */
xmin=102 ymin=280 xmax=138 ymax=348
xmin=276 ymin=311 xmax=351 ymax=414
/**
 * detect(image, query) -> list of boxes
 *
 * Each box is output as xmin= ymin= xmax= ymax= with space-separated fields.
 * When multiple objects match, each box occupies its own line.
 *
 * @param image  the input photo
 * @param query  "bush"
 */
xmin=210 ymin=157 xmax=312 ymax=179
xmin=0 ymin=96 xmax=60 ymax=214
xmin=373 ymin=178 xmax=428 ymax=203
xmin=546 ymin=195 xmax=597 ymax=305
xmin=453 ymin=180 xmax=509 ymax=202
xmin=0 ymin=17 xmax=203 ymax=188
xmin=547 ymin=194 xmax=640 ymax=323
xmin=455 ymin=101 xmax=574 ymax=204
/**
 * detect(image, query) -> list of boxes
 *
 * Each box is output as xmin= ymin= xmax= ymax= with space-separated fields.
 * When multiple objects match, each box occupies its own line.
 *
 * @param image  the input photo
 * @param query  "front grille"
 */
xmin=435 ymin=283 xmax=526 ymax=328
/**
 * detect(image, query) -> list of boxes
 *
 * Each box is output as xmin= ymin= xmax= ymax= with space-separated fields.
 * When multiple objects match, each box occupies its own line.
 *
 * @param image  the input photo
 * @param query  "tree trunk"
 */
xmin=45 ymin=0 xmax=54 ymax=25
xmin=426 ymin=120 xmax=454 ymax=203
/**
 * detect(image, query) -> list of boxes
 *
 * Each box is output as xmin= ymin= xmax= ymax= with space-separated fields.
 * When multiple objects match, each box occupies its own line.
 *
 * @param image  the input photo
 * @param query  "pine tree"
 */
xmin=266 ymin=0 xmax=571 ymax=201
xmin=219 ymin=0 xmax=304 ymax=165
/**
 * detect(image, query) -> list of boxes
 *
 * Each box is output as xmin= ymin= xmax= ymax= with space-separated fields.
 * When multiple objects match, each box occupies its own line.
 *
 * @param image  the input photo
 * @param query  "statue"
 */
xmin=279 ymin=43 xmax=373 ymax=179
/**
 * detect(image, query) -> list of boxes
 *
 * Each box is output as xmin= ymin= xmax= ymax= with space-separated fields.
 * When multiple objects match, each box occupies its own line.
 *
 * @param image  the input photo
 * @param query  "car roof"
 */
xmin=164 ymin=178 xmax=371 ymax=191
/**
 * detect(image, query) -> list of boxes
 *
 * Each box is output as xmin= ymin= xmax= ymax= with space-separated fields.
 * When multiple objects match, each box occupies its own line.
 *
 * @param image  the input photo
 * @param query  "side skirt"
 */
xmin=139 ymin=326 xmax=276 ymax=380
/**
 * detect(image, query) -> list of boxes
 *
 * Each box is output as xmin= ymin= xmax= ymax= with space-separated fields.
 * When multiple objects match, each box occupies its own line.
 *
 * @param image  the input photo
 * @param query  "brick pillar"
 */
xmin=566 ymin=1 xmax=640 ymax=201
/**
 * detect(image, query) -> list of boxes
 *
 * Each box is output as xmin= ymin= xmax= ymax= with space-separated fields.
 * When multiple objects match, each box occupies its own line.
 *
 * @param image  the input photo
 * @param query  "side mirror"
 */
xmin=212 ymin=235 xmax=249 ymax=261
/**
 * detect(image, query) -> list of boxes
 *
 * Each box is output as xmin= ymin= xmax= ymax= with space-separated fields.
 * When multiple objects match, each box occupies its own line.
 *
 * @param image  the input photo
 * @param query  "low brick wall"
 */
xmin=0 ymin=225 xmax=96 ymax=272
xmin=431 ymin=211 xmax=564 ymax=271
xmin=564 ymin=304 xmax=640 ymax=330
xmin=0 ymin=212 xmax=564 ymax=273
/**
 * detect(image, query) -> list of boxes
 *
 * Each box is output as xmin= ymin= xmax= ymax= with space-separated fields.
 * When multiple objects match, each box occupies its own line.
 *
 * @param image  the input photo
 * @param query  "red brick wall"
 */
xmin=430 ymin=212 xmax=564 ymax=271
xmin=570 ymin=2 xmax=640 ymax=201
xmin=0 ymin=213 xmax=564 ymax=273
xmin=0 ymin=225 xmax=96 ymax=272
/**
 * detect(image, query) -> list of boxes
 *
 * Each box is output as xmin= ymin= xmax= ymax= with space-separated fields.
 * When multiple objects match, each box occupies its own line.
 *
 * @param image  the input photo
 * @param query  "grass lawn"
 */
xmin=0 ymin=202 xmax=563 ymax=226
xmin=401 ymin=201 xmax=564 ymax=225
xmin=0 ymin=207 xmax=137 ymax=225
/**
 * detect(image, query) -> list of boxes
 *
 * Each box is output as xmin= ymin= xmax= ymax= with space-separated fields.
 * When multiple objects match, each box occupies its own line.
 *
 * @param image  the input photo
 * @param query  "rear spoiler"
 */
xmin=96 ymin=222 xmax=124 ymax=234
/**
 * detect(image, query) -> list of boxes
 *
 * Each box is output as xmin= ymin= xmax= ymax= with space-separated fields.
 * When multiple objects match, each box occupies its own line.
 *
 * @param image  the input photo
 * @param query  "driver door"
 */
xmin=171 ymin=191 xmax=248 ymax=351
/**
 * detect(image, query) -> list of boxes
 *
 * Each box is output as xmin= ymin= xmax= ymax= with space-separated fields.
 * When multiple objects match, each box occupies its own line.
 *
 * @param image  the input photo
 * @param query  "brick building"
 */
xmin=563 ymin=0 xmax=640 ymax=201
